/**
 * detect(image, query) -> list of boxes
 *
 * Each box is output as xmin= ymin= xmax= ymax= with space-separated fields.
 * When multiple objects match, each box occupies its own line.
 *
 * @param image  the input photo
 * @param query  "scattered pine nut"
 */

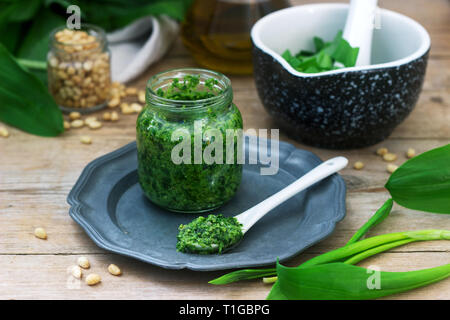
xmin=77 ymin=257 xmax=90 ymax=269
xmin=121 ymin=103 xmax=134 ymax=114
xmin=130 ymin=103 xmax=143 ymax=113
xmin=0 ymin=126 xmax=9 ymax=137
xmin=122 ymin=108 xmax=134 ymax=115
xmin=71 ymin=265 xmax=82 ymax=279
xmin=376 ymin=147 xmax=388 ymax=156
xmin=108 ymin=97 xmax=120 ymax=108
xmin=34 ymin=227 xmax=47 ymax=240
xmin=86 ymin=273 xmax=101 ymax=286
xmin=111 ymin=111 xmax=119 ymax=121
xmin=138 ymin=90 xmax=145 ymax=103
xmin=63 ymin=121 xmax=71 ymax=130
xmin=69 ymin=111 xmax=81 ymax=120
xmin=406 ymin=148 xmax=416 ymax=158
xmin=71 ymin=119 xmax=84 ymax=128
xmin=387 ymin=164 xmax=398 ymax=173
xmin=383 ymin=153 xmax=397 ymax=162
xmin=84 ymin=116 xmax=98 ymax=124
xmin=125 ymin=87 xmax=137 ymax=95
xmin=80 ymin=135 xmax=92 ymax=144
xmin=107 ymin=264 xmax=122 ymax=276
xmin=353 ymin=161 xmax=364 ymax=170
xmin=103 ymin=112 xmax=111 ymax=121
xmin=88 ymin=121 xmax=102 ymax=130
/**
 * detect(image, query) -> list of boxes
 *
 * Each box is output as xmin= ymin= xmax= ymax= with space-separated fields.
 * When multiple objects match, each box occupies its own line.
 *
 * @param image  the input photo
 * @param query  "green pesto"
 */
xmin=156 ymin=75 xmax=220 ymax=100
xmin=136 ymin=74 xmax=243 ymax=213
xmin=177 ymin=214 xmax=243 ymax=254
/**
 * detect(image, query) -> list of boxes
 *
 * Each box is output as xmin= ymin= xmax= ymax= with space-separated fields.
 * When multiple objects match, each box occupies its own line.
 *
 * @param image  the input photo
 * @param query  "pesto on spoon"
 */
xmin=176 ymin=157 xmax=348 ymax=254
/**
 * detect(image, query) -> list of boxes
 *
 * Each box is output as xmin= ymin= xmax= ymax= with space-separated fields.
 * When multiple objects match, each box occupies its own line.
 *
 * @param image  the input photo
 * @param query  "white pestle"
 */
xmin=343 ymin=0 xmax=378 ymax=66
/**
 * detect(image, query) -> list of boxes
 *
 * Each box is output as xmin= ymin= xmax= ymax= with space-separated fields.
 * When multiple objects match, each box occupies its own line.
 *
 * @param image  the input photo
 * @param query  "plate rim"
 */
xmin=67 ymin=139 xmax=346 ymax=271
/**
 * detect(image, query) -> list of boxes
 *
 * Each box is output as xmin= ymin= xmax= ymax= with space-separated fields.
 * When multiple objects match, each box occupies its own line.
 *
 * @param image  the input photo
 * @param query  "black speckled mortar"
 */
xmin=251 ymin=4 xmax=430 ymax=149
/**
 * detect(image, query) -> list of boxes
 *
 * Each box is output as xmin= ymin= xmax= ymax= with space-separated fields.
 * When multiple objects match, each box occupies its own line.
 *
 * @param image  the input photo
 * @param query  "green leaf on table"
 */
xmin=0 ymin=43 xmax=63 ymax=136
xmin=385 ymin=144 xmax=450 ymax=214
xmin=269 ymin=261 xmax=450 ymax=300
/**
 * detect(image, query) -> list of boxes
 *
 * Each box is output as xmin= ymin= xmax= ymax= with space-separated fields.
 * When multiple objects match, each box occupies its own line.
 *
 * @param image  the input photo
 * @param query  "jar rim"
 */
xmin=146 ymin=68 xmax=233 ymax=112
xmin=49 ymin=23 xmax=107 ymax=48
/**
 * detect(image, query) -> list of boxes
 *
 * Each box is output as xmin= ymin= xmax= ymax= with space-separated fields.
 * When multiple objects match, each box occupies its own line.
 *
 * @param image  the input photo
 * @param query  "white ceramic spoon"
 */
xmin=343 ymin=0 xmax=378 ymax=66
xmin=192 ymin=156 xmax=348 ymax=253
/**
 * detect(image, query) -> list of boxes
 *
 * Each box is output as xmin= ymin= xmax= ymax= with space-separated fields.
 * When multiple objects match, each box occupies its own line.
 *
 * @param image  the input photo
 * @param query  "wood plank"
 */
xmin=1 ymin=158 xmax=449 ymax=255
xmin=0 ymin=0 xmax=448 ymax=300
xmin=0 ymin=252 xmax=447 ymax=299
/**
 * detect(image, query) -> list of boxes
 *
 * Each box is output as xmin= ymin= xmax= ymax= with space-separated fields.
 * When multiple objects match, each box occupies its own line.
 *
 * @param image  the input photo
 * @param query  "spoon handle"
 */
xmin=236 ymin=156 xmax=348 ymax=234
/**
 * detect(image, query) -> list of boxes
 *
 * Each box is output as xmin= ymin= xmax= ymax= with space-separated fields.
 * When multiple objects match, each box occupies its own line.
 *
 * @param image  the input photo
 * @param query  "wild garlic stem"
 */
xmin=262 ymin=276 xmax=278 ymax=284
xmin=300 ymin=229 xmax=449 ymax=268
xmin=16 ymin=58 xmax=47 ymax=71
xmin=344 ymin=239 xmax=415 ymax=265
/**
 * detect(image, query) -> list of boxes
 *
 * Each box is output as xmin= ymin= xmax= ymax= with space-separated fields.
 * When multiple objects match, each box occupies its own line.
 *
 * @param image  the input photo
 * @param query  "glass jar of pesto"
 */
xmin=137 ymin=68 xmax=243 ymax=213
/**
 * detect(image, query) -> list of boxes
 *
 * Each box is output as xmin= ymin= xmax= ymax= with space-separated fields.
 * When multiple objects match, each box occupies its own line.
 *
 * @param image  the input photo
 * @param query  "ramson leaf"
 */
xmin=282 ymin=30 xmax=359 ymax=73
xmin=385 ymin=144 xmax=450 ymax=214
xmin=270 ymin=262 xmax=450 ymax=300
xmin=0 ymin=43 xmax=63 ymax=136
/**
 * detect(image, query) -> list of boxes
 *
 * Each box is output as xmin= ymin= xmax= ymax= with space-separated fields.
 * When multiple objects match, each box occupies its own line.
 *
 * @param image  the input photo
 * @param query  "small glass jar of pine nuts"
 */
xmin=47 ymin=25 xmax=111 ymax=113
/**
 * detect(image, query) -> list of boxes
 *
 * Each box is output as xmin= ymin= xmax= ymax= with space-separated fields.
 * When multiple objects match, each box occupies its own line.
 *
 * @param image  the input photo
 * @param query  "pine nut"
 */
xmin=71 ymin=265 xmax=82 ymax=279
xmin=77 ymin=257 xmax=90 ymax=269
xmin=406 ymin=148 xmax=416 ymax=158
xmin=86 ymin=273 xmax=101 ymax=286
xmin=0 ymin=126 xmax=9 ymax=137
xmin=130 ymin=103 xmax=143 ymax=113
xmin=80 ymin=135 xmax=92 ymax=144
xmin=84 ymin=116 xmax=98 ymax=124
xmin=88 ymin=121 xmax=102 ymax=130
xmin=108 ymin=97 xmax=120 ymax=108
xmin=125 ymin=87 xmax=137 ymax=95
xmin=376 ymin=147 xmax=388 ymax=156
xmin=71 ymin=119 xmax=84 ymax=128
xmin=69 ymin=111 xmax=81 ymax=120
xmin=110 ymin=111 xmax=119 ymax=121
xmin=353 ymin=161 xmax=364 ymax=170
xmin=107 ymin=264 xmax=122 ymax=276
xmin=63 ymin=121 xmax=71 ymax=130
xmin=138 ymin=90 xmax=145 ymax=103
xmin=120 ymin=103 xmax=134 ymax=114
xmin=103 ymin=112 xmax=111 ymax=121
xmin=387 ymin=164 xmax=398 ymax=173
xmin=34 ymin=227 xmax=47 ymax=239
xmin=383 ymin=153 xmax=397 ymax=162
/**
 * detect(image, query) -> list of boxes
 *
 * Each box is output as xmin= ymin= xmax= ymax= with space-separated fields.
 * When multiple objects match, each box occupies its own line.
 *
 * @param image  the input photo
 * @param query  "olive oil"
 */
xmin=181 ymin=0 xmax=289 ymax=75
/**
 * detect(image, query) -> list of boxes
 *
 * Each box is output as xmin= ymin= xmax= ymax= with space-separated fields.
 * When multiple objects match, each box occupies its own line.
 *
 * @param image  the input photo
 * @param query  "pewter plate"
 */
xmin=67 ymin=138 xmax=346 ymax=271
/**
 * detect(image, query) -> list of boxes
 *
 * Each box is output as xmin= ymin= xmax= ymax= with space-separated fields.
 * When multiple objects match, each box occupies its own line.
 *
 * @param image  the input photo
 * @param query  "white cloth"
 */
xmin=107 ymin=15 xmax=179 ymax=83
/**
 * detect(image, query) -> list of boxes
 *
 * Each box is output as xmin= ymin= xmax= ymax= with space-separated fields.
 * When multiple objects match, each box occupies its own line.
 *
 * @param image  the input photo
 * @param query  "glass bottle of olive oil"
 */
xmin=181 ymin=0 xmax=290 ymax=75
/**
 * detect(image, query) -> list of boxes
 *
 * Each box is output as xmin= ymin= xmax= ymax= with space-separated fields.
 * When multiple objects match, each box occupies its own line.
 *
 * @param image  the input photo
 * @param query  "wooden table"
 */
xmin=0 ymin=0 xmax=448 ymax=300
